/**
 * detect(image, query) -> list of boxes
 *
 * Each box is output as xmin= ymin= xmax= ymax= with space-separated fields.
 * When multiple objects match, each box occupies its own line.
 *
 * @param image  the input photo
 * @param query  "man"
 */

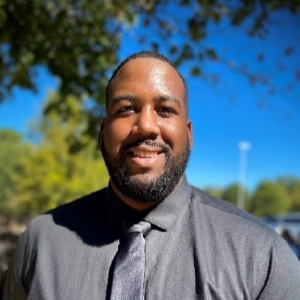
xmin=2 ymin=51 xmax=300 ymax=299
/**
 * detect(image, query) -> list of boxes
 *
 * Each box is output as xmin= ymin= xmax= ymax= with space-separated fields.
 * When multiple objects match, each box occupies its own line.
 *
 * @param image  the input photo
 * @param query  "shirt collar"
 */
xmin=106 ymin=175 xmax=192 ymax=232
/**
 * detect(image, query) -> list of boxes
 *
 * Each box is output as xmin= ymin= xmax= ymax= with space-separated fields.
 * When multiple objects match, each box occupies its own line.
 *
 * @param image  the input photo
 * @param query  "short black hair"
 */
xmin=105 ymin=51 xmax=188 ymax=116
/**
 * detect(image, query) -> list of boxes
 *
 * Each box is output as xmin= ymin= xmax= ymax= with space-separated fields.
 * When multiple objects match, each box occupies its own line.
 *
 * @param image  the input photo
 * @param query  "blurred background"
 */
xmin=1 ymin=0 xmax=300 ymax=283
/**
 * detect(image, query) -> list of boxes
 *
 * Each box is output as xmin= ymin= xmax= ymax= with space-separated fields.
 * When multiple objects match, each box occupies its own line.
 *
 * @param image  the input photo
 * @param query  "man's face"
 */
xmin=100 ymin=57 xmax=192 ymax=206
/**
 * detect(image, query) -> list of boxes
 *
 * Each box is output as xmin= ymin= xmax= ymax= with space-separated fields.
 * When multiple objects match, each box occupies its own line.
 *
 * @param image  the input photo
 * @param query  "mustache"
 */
xmin=122 ymin=139 xmax=171 ymax=153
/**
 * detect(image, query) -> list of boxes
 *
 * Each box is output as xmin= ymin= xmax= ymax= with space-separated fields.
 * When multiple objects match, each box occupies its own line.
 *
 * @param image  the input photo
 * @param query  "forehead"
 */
xmin=109 ymin=57 xmax=186 ymax=101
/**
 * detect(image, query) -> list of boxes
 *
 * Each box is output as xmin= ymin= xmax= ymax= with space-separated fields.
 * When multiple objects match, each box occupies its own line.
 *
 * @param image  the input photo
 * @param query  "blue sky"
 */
xmin=0 ymin=8 xmax=299 ymax=192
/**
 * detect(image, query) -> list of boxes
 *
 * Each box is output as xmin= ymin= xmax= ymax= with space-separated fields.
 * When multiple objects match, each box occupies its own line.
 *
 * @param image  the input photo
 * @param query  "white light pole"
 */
xmin=237 ymin=141 xmax=251 ymax=210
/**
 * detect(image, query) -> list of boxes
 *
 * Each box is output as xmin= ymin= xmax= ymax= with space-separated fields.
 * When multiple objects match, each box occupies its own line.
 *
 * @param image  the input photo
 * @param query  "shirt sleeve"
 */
xmin=258 ymin=235 xmax=300 ymax=300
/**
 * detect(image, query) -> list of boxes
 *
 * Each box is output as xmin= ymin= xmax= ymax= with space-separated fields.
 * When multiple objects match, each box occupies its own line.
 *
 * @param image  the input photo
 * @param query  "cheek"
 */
xmin=103 ymin=122 xmax=130 ymax=151
xmin=160 ymin=119 xmax=189 ymax=147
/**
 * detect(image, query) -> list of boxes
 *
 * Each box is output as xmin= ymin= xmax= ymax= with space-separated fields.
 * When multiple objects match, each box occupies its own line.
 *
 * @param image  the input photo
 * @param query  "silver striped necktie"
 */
xmin=110 ymin=221 xmax=151 ymax=300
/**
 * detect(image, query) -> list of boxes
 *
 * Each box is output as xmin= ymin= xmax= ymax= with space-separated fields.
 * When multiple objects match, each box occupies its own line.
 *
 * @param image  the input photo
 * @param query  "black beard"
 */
xmin=101 ymin=139 xmax=190 ymax=204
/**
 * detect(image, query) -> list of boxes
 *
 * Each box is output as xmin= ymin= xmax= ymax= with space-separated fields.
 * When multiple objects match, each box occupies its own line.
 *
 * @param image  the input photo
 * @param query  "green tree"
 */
xmin=1 ymin=0 xmax=299 ymax=144
xmin=221 ymin=183 xmax=238 ymax=205
xmin=10 ymin=93 xmax=109 ymax=218
xmin=0 ymin=129 xmax=31 ymax=216
xmin=203 ymin=186 xmax=224 ymax=199
xmin=248 ymin=180 xmax=290 ymax=217
xmin=277 ymin=176 xmax=300 ymax=211
xmin=288 ymin=181 xmax=300 ymax=211
xmin=221 ymin=183 xmax=250 ymax=206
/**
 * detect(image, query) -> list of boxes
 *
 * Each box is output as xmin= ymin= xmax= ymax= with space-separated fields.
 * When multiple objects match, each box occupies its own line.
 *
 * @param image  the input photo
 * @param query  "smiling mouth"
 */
xmin=124 ymin=140 xmax=170 ymax=163
xmin=125 ymin=145 xmax=166 ymax=170
xmin=130 ymin=150 xmax=162 ymax=158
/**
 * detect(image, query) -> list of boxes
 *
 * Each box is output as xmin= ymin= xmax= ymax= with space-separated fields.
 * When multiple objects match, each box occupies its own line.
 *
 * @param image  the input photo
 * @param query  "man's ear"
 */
xmin=97 ymin=120 xmax=106 ymax=150
xmin=186 ymin=120 xmax=193 ymax=151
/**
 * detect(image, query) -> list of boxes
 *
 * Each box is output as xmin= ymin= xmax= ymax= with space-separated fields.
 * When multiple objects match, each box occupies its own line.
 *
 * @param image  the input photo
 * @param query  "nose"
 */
xmin=134 ymin=106 xmax=160 ymax=138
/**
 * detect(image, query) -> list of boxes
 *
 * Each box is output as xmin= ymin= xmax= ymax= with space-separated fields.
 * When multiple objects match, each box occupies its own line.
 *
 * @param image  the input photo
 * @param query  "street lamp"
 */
xmin=237 ymin=141 xmax=251 ymax=210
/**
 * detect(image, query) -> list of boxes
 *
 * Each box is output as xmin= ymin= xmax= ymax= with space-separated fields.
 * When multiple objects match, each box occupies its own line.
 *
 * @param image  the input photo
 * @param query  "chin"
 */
xmin=128 ymin=171 xmax=162 ymax=184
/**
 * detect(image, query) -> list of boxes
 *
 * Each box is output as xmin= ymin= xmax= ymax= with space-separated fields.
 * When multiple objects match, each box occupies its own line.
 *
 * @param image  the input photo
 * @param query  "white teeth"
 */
xmin=133 ymin=151 xmax=156 ymax=158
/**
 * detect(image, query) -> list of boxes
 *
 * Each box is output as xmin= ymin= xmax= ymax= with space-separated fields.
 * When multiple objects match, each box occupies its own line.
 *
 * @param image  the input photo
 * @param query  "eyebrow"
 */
xmin=111 ymin=94 xmax=182 ymax=107
xmin=111 ymin=95 xmax=135 ymax=106
xmin=157 ymin=94 xmax=181 ymax=107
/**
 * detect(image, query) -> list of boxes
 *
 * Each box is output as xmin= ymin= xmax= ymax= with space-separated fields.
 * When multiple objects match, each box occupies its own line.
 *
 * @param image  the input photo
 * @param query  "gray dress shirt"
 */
xmin=3 ymin=176 xmax=300 ymax=299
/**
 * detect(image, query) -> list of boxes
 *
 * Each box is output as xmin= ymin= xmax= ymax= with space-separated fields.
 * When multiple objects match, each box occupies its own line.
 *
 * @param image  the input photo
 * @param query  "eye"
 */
xmin=157 ymin=106 xmax=177 ymax=117
xmin=116 ymin=105 xmax=135 ymax=115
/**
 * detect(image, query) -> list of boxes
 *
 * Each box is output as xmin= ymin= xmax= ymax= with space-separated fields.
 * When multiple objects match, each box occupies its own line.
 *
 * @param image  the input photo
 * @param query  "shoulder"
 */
xmin=190 ymin=186 xmax=261 ymax=220
xmin=189 ymin=185 xmax=280 ymax=241
xmin=47 ymin=188 xmax=108 ymax=217
xmin=189 ymin=186 xmax=300 ymax=294
xmin=22 ymin=188 xmax=109 ymax=246
xmin=188 ymin=185 xmax=299 ymax=257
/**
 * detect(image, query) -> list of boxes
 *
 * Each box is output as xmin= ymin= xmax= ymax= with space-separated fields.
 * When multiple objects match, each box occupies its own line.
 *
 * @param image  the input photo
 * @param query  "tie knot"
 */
xmin=127 ymin=221 xmax=151 ymax=237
